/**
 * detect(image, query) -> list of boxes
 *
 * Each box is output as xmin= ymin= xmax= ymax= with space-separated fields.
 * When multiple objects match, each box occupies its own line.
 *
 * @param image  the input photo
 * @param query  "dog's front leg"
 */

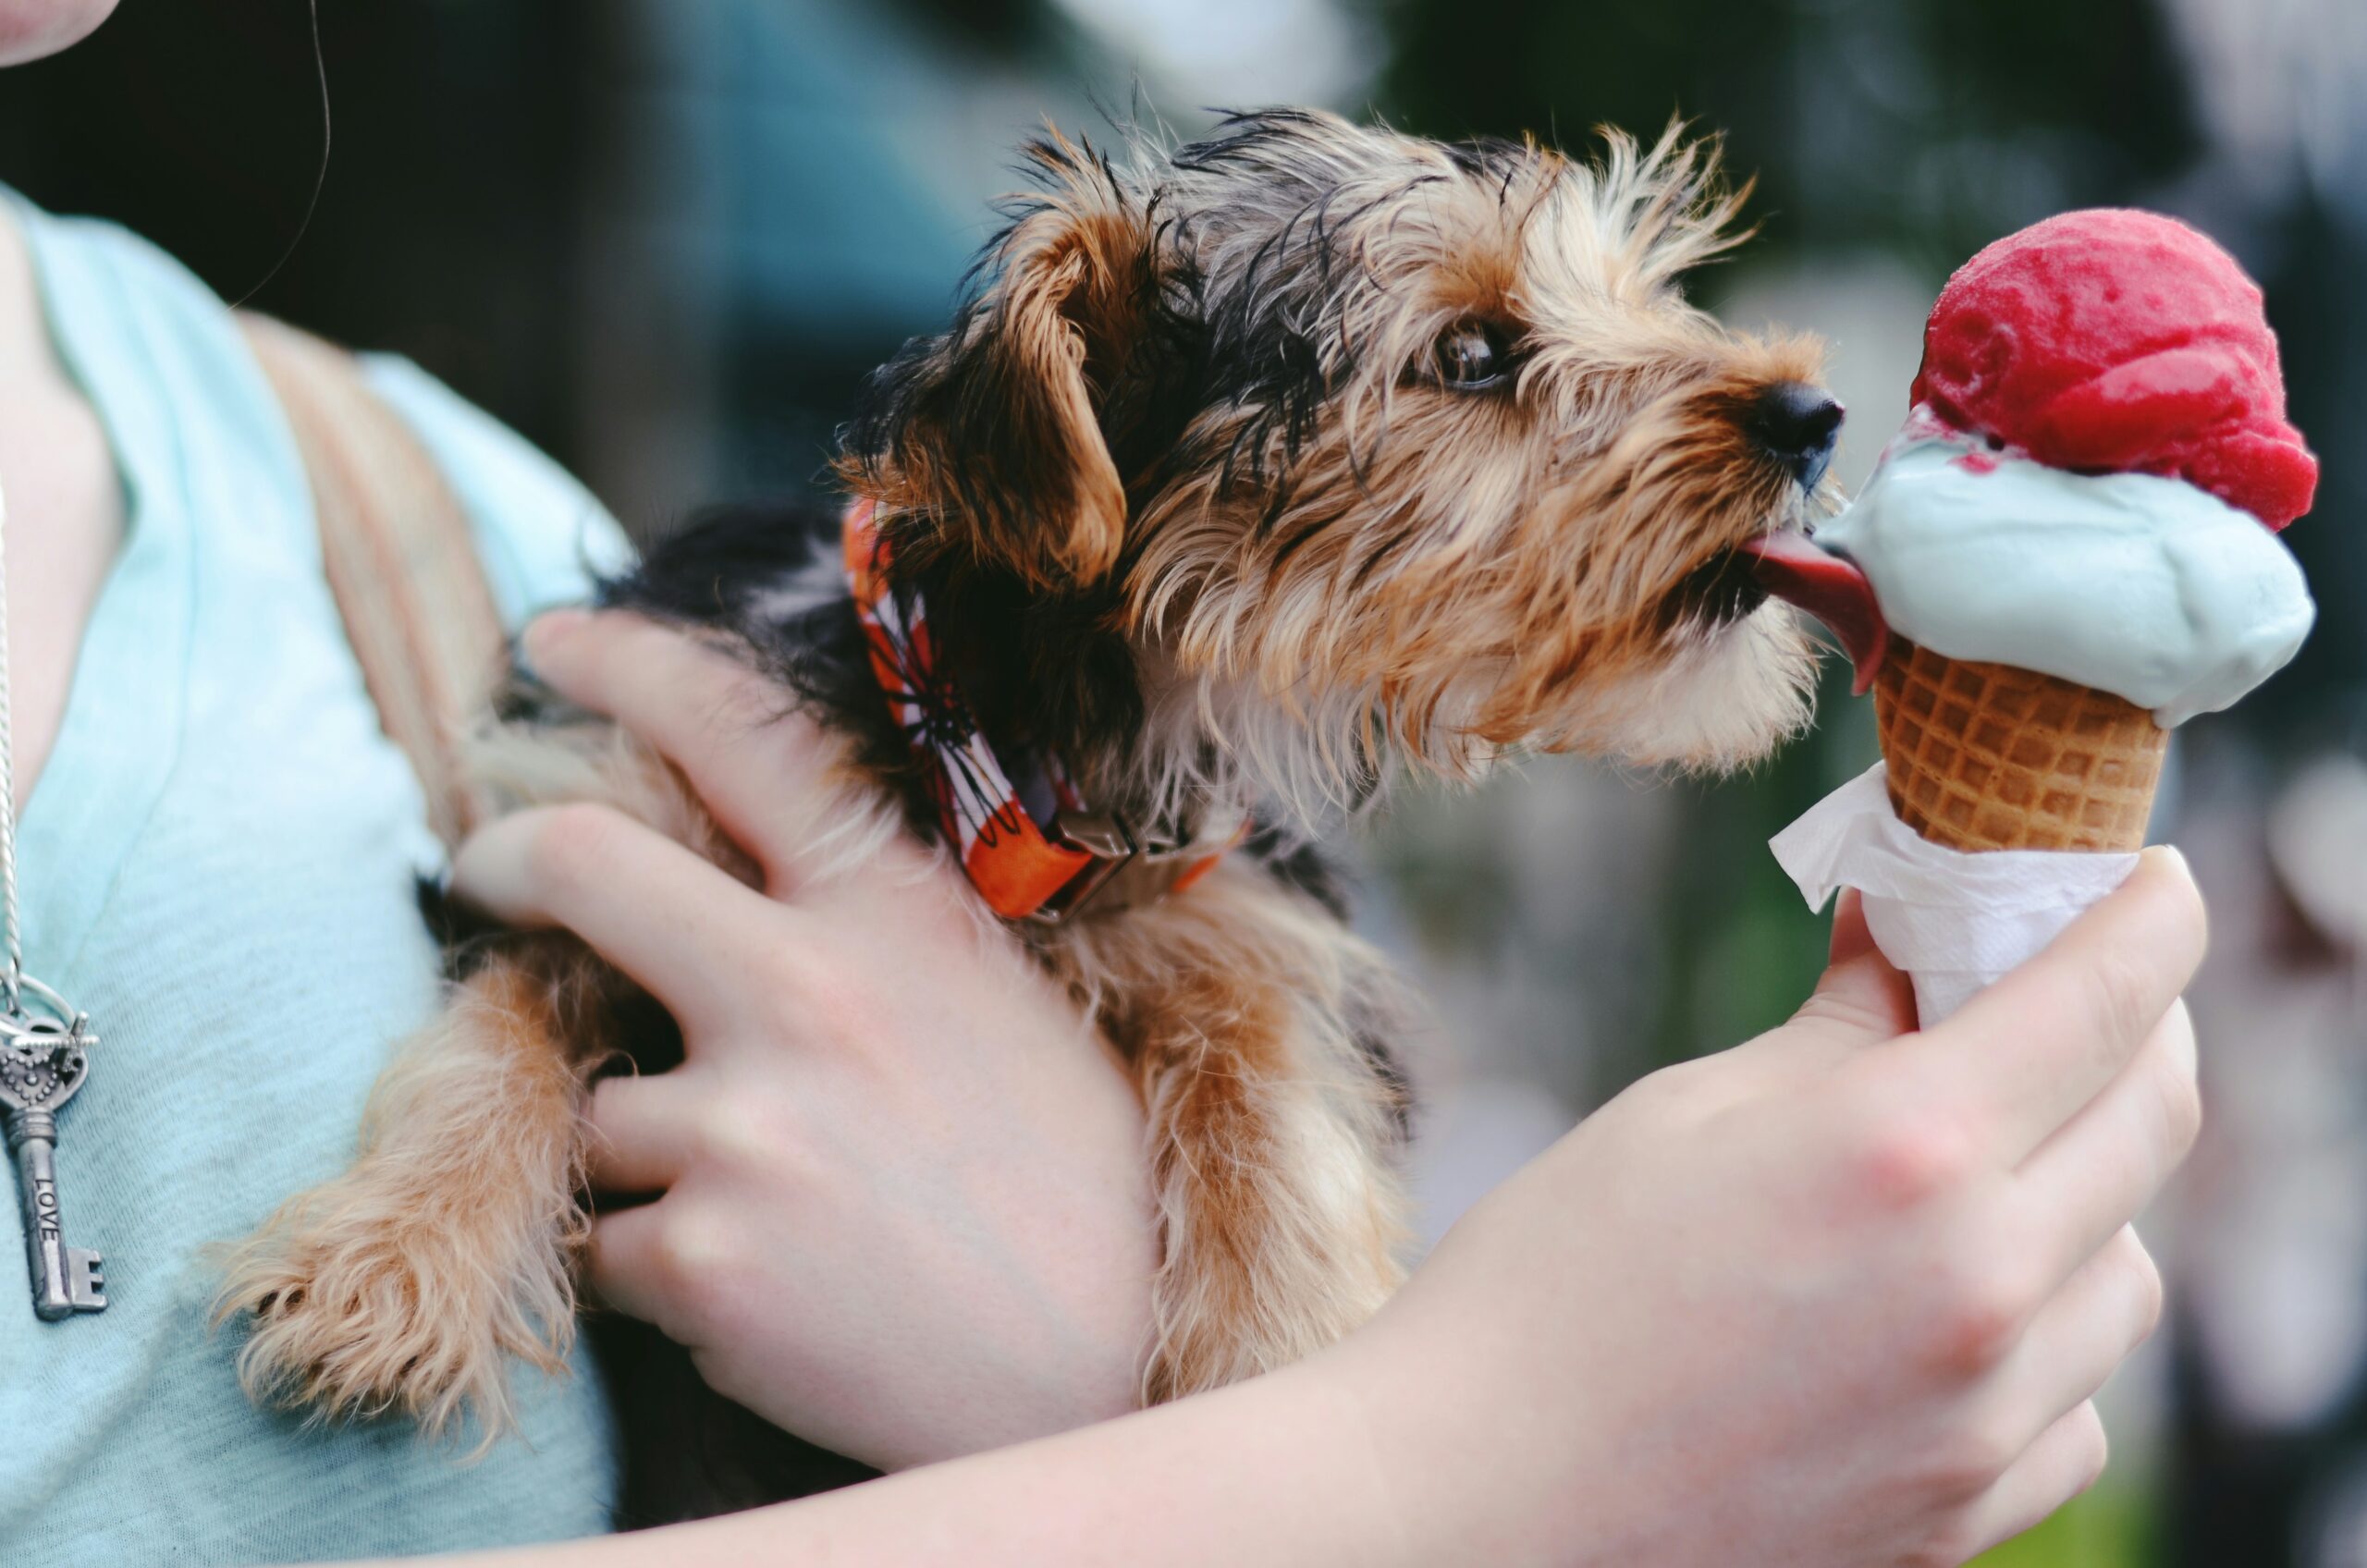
xmin=211 ymin=936 xmax=612 ymax=1443
xmin=1076 ymin=874 xmax=1413 ymax=1403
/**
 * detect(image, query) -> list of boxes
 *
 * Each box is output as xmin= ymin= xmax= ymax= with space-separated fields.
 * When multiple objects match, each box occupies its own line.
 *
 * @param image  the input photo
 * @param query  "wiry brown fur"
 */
xmin=215 ymin=942 xmax=598 ymax=1446
xmin=1061 ymin=867 xmax=1407 ymax=1400
xmin=215 ymin=108 xmax=1839 ymax=1491
xmin=1125 ymin=119 xmax=1829 ymax=810
xmin=210 ymin=719 xmax=757 ymax=1447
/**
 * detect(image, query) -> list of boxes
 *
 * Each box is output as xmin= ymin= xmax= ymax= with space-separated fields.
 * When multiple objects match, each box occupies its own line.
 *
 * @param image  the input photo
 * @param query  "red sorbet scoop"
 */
xmin=1911 ymin=208 xmax=2318 ymax=528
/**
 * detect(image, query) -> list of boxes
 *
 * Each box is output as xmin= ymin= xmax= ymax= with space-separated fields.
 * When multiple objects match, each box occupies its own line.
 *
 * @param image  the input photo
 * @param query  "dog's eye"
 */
xmin=1433 ymin=321 xmax=1513 ymax=390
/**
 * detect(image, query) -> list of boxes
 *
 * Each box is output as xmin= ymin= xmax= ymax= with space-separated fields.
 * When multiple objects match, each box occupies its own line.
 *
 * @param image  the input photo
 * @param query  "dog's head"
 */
xmin=846 ymin=109 xmax=1839 ymax=820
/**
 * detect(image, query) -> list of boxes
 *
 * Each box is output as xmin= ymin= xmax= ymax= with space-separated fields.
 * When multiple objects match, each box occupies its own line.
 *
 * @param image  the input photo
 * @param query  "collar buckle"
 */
xmin=1030 ymin=809 xmax=1140 ymax=925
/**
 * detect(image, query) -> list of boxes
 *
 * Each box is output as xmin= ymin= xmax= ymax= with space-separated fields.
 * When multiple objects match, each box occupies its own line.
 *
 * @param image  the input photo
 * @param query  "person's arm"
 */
xmin=429 ymin=610 xmax=2202 ymax=1568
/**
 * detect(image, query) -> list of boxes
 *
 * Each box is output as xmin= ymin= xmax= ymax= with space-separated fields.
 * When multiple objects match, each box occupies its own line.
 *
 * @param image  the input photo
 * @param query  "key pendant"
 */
xmin=0 ymin=985 xmax=104 ymax=1319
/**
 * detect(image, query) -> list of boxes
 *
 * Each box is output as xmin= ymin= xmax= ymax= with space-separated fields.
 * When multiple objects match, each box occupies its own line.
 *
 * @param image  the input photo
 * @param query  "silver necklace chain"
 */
xmin=0 ymin=459 xmax=97 ymax=1040
xmin=0 ymin=456 xmax=108 ymax=1321
xmin=0 ymin=468 xmax=22 ymax=1017
xmin=0 ymin=466 xmax=82 ymax=1035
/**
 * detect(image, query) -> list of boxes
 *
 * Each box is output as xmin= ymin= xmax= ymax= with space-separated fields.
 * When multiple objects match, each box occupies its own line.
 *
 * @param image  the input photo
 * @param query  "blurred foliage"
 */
xmin=1972 ymin=1487 xmax=2151 ymax=1568
xmin=889 ymin=0 xmax=1055 ymax=51
xmin=1362 ymin=0 xmax=2199 ymax=270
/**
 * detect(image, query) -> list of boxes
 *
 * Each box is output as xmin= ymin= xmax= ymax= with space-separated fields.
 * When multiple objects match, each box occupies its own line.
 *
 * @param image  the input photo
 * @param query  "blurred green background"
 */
xmin=6 ymin=1 xmax=2364 ymax=1560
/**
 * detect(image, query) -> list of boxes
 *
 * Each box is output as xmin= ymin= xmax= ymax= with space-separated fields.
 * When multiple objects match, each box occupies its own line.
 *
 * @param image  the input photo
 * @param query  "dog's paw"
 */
xmin=209 ymin=1163 xmax=580 ymax=1448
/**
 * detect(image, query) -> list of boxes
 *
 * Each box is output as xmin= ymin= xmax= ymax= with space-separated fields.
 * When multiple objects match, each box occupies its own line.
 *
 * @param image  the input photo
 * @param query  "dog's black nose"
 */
xmin=1749 ymin=382 xmax=1844 ymax=490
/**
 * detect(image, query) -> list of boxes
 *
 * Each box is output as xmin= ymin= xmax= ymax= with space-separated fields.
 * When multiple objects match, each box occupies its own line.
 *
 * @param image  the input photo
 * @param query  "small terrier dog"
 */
xmin=216 ymin=108 xmax=1841 ymax=1468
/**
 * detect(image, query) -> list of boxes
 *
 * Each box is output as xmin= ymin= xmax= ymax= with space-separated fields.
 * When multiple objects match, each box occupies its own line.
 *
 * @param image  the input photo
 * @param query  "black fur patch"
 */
xmin=602 ymin=496 xmax=1160 ymax=841
xmin=597 ymin=499 xmax=929 ymax=822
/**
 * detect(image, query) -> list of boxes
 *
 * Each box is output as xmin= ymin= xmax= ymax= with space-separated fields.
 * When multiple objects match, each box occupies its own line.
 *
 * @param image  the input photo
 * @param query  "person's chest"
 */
xmin=0 ymin=215 xmax=124 ymax=810
xmin=4 ymin=365 xmax=452 ymax=1344
xmin=0 ymin=398 xmax=618 ymax=1563
xmin=0 ymin=195 xmax=621 ymax=1555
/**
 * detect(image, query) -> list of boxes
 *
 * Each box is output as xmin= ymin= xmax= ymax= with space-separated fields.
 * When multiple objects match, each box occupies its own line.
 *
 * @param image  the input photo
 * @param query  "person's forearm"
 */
xmin=359 ymin=1354 xmax=1419 ymax=1568
xmin=335 ymin=853 xmax=2208 ymax=1568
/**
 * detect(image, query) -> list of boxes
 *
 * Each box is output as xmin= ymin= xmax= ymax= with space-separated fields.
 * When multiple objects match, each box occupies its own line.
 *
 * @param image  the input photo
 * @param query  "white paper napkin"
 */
xmin=1770 ymin=764 xmax=2140 ymax=1025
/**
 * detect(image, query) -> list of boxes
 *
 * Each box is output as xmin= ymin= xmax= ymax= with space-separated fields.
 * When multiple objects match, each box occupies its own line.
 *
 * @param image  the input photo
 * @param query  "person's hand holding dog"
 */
xmin=449 ymin=609 xmax=2202 ymax=1568
xmin=455 ymin=608 xmax=1159 ymax=1472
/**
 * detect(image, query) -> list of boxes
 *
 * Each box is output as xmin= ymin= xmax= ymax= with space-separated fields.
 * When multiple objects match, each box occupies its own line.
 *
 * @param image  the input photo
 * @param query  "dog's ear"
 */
xmin=846 ymin=132 xmax=1159 ymax=590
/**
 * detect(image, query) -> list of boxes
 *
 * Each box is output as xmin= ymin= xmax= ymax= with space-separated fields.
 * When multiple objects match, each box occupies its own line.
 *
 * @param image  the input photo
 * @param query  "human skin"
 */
xmin=0 ymin=179 xmax=125 ymax=808
xmin=433 ymin=607 xmax=2204 ymax=1567
xmin=465 ymin=610 xmax=1160 ymax=1467
xmin=0 ymin=0 xmax=117 ymax=67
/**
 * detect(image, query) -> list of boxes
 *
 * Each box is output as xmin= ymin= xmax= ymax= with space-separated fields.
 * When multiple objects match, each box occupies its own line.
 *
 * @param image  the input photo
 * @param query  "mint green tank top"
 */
xmin=0 ymin=190 xmax=630 ymax=1563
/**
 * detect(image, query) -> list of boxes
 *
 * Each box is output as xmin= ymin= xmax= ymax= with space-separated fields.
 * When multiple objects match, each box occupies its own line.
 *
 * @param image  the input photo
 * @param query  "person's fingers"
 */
xmin=583 ymin=1201 xmax=681 ymax=1334
xmin=2014 ymin=1004 xmax=2200 ymax=1285
xmin=453 ymin=802 xmax=787 ymax=1037
xmin=1896 ymin=846 xmax=2206 ymax=1163
xmin=521 ymin=609 xmax=844 ymax=890
xmin=587 ymin=1196 xmax=750 ymax=1354
xmin=1829 ymin=887 xmax=1873 ymax=965
xmin=1956 ymin=1401 xmax=2110 ymax=1559
xmin=1990 ymin=1226 xmax=2162 ymax=1452
xmin=583 ymin=1071 xmax=707 ymax=1196
xmin=1788 ymin=888 xmax=1919 ymax=1045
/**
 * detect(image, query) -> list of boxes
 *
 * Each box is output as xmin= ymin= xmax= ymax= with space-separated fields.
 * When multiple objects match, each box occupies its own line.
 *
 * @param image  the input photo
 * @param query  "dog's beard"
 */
xmin=1130 ymin=653 xmax=1397 ymax=843
xmin=1129 ymin=596 xmax=1815 ymax=847
xmin=1550 ymin=601 xmax=1821 ymax=771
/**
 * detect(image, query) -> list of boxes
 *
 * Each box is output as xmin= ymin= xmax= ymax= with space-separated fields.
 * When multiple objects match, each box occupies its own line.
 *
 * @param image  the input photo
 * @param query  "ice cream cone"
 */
xmin=1872 ymin=640 xmax=2168 ymax=853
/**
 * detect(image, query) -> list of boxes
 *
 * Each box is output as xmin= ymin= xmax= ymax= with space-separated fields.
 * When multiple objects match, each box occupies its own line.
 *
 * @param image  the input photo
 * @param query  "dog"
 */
xmin=215 ymin=107 xmax=1841 ymax=1492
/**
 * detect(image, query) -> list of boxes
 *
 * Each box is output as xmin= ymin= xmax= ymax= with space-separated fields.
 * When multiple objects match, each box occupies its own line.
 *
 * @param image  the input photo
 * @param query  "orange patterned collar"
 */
xmin=842 ymin=499 xmax=1221 ymax=922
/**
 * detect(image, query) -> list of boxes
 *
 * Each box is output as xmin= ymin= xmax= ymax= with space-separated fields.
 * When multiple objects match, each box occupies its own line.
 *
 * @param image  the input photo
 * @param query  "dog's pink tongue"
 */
xmin=1738 ymin=533 xmax=1890 ymax=694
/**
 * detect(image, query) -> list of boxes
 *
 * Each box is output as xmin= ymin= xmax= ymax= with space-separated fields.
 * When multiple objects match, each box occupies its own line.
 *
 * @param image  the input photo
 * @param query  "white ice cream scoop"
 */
xmin=1742 ymin=408 xmax=2315 ymax=727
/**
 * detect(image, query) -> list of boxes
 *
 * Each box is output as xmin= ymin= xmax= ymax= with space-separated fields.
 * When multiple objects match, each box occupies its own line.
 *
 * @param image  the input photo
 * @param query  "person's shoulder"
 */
xmin=358 ymin=355 xmax=635 ymax=631
xmin=19 ymin=198 xmax=223 ymax=313
xmin=6 ymin=190 xmax=632 ymax=626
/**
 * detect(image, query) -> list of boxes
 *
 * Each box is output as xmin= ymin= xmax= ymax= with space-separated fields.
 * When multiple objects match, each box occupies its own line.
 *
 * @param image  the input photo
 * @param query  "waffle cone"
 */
xmin=1872 ymin=640 xmax=2167 ymax=852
